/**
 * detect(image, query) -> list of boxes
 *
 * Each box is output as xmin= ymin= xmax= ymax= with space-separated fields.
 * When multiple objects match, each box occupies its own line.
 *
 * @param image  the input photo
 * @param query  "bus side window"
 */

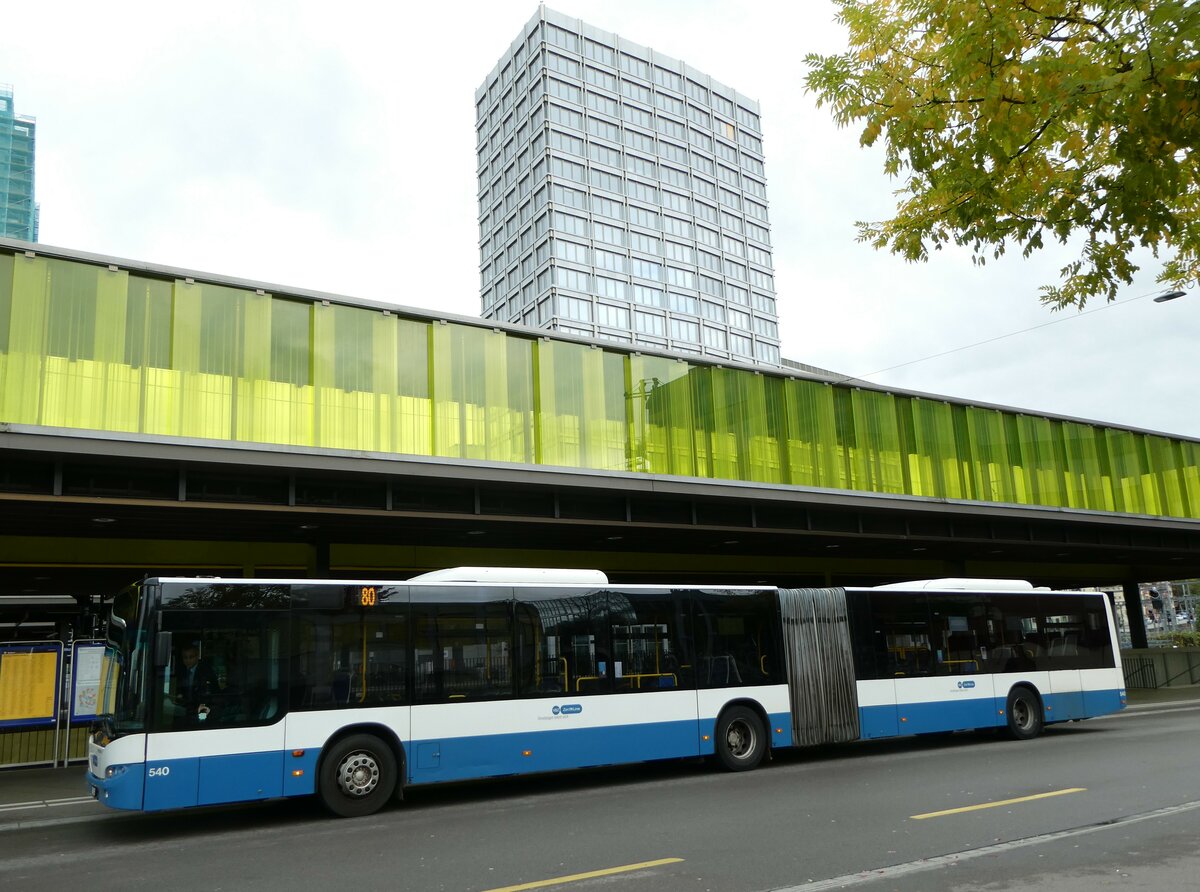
xmin=869 ymin=592 xmax=931 ymax=678
xmin=609 ymin=589 xmax=691 ymax=692
xmin=693 ymin=589 xmax=779 ymax=688
xmin=514 ymin=588 xmax=611 ymax=697
xmin=927 ymin=595 xmax=997 ymax=676
xmin=412 ymin=586 xmax=513 ymax=703
xmin=290 ymin=587 xmax=408 ymax=711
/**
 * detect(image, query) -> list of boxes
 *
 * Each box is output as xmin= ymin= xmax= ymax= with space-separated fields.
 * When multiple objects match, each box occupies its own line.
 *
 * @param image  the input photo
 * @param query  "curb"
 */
xmin=1124 ymin=699 xmax=1200 ymax=711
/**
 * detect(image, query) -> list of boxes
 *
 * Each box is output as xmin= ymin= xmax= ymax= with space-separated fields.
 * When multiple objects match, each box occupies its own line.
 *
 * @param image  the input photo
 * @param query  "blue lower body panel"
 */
xmin=408 ymin=718 xmax=700 ymax=785
xmin=858 ymin=688 xmax=1125 ymax=740
xmin=198 ymin=751 xmax=284 ymax=805
xmin=141 ymin=751 xmax=286 ymax=811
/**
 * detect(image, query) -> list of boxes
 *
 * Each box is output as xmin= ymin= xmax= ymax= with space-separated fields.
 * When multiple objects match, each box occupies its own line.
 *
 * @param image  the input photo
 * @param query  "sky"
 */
xmin=3 ymin=0 xmax=1197 ymax=438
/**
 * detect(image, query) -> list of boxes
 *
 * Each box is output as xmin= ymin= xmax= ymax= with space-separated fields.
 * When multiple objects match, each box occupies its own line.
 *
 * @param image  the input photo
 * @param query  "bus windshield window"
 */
xmin=100 ymin=584 xmax=149 ymax=734
xmin=150 ymin=599 xmax=288 ymax=733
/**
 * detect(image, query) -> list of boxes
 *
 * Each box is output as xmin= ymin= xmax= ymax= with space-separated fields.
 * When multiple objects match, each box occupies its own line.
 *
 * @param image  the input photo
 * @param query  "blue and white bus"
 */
xmin=89 ymin=569 xmax=1125 ymax=817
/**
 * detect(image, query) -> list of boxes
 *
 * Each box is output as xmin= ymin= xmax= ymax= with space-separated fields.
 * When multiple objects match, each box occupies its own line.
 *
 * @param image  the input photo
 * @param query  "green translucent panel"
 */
xmin=1181 ymin=440 xmax=1200 ymax=516
xmin=692 ymin=366 xmax=783 ymax=483
xmin=847 ymin=388 xmax=904 ymax=494
xmin=782 ymin=379 xmax=842 ymax=489
xmin=394 ymin=317 xmax=432 ymax=457
xmin=124 ymin=275 xmax=173 ymax=370
xmin=628 ymin=354 xmax=695 ymax=476
xmin=1012 ymin=415 xmax=1062 ymax=506
xmin=314 ymin=303 xmax=402 ymax=452
xmin=905 ymin=399 xmax=964 ymax=499
xmin=431 ymin=323 xmax=533 ymax=463
xmin=0 ymin=251 xmax=12 ymax=352
xmin=1 ymin=248 xmax=1199 ymax=520
xmin=23 ymin=258 xmax=136 ymax=432
xmin=1060 ymin=422 xmax=1108 ymax=511
xmin=2 ymin=253 xmax=47 ymax=423
xmin=269 ymin=298 xmax=311 ymax=386
xmin=965 ymin=406 xmax=1018 ymax=504
xmin=534 ymin=339 xmax=629 ymax=470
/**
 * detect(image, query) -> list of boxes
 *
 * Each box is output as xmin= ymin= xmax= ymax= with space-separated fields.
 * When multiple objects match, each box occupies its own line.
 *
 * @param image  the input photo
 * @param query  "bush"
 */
xmin=1164 ymin=631 xmax=1200 ymax=648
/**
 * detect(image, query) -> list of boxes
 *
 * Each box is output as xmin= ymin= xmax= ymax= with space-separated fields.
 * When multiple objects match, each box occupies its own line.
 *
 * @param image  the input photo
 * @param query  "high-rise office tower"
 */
xmin=0 ymin=85 xmax=38 ymax=242
xmin=477 ymin=8 xmax=779 ymax=365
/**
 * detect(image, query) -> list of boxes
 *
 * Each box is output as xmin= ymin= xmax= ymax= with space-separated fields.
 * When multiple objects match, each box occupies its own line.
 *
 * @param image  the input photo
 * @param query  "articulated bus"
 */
xmin=89 ymin=569 xmax=1125 ymax=817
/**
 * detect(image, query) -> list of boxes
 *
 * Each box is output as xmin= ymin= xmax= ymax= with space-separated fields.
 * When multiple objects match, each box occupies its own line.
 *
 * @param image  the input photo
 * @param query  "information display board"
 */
xmin=0 ymin=643 xmax=64 ymax=728
xmin=70 ymin=642 xmax=106 ymax=723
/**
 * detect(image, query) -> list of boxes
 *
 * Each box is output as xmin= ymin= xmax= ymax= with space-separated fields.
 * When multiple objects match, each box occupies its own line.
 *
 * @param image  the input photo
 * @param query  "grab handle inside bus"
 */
xmin=154 ymin=631 xmax=173 ymax=667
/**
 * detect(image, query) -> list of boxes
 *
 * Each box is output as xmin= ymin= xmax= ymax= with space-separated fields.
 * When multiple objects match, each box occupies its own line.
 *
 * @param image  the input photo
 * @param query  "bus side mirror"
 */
xmin=154 ymin=631 xmax=173 ymax=667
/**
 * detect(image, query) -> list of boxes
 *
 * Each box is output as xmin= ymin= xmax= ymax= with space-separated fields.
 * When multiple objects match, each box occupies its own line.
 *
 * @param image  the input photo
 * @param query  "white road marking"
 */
xmin=767 ymin=800 xmax=1200 ymax=891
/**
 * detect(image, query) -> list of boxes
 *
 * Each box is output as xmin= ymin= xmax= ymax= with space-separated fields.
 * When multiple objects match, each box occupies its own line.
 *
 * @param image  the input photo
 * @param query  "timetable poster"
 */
xmin=70 ymin=643 xmax=106 ymax=722
xmin=0 ymin=645 xmax=63 ymax=728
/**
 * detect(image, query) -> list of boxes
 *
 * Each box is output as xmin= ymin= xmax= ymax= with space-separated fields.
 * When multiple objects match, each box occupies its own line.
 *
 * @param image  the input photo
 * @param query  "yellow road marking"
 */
xmin=482 ymin=857 xmax=684 ymax=892
xmin=911 ymin=787 xmax=1087 ymax=820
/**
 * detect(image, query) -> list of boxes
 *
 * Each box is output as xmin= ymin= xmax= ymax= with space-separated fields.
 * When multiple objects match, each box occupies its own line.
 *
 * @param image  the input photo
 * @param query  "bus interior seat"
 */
xmin=1048 ymin=635 xmax=1079 ymax=657
xmin=701 ymin=655 xmax=742 ymax=685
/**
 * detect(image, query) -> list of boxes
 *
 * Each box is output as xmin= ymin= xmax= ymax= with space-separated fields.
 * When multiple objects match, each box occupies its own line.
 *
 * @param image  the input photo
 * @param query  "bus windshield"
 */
xmin=97 ymin=582 xmax=153 ymax=736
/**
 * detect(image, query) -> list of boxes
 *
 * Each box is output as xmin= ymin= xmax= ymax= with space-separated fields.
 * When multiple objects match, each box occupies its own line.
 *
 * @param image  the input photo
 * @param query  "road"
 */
xmin=2 ymin=703 xmax=1198 ymax=891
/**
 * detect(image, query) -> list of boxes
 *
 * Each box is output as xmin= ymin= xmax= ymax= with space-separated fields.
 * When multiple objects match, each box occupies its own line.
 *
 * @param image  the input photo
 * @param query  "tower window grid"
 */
xmin=477 ymin=9 xmax=779 ymax=365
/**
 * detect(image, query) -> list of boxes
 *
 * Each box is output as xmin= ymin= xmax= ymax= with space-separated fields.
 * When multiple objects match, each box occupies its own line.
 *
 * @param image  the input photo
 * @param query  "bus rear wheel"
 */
xmin=318 ymin=734 xmax=397 ymax=817
xmin=715 ymin=706 xmax=766 ymax=771
xmin=1005 ymin=687 xmax=1043 ymax=741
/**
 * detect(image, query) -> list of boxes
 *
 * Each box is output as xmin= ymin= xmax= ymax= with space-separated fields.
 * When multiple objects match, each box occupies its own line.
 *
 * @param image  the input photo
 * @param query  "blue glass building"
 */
xmin=0 ymin=85 xmax=38 ymax=242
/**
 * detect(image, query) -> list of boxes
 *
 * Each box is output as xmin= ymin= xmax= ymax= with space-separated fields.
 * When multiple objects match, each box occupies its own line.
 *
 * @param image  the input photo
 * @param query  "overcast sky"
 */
xmin=4 ymin=0 xmax=1196 ymax=438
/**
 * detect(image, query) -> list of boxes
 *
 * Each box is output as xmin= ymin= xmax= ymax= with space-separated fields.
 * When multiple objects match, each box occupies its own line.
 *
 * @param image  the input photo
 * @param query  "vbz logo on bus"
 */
xmin=552 ymin=704 xmax=583 ymax=716
xmin=957 ymin=680 xmax=976 ymax=689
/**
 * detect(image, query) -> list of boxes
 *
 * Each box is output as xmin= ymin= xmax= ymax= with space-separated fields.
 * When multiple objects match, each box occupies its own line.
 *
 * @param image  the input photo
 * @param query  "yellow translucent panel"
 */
xmin=628 ymin=354 xmax=695 ymax=476
xmin=847 ymin=388 xmax=904 ymax=494
xmin=1 ymin=248 xmax=1198 ymax=520
xmin=910 ymin=399 xmax=967 ymax=500
xmin=431 ymin=323 xmax=533 ymax=463
xmin=534 ymin=339 xmax=629 ymax=471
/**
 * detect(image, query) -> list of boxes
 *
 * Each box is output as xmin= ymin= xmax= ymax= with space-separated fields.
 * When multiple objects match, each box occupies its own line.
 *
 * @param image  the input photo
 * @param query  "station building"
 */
xmin=1 ymin=234 xmax=1198 ymax=630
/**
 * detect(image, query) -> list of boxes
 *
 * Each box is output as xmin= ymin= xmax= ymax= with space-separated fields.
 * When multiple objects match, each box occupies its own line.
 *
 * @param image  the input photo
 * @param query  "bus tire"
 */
xmin=1005 ymin=686 xmax=1043 ymax=741
xmin=318 ymin=734 xmax=397 ymax=818
xmin=715 ymin=706 xmax=766 ymax=771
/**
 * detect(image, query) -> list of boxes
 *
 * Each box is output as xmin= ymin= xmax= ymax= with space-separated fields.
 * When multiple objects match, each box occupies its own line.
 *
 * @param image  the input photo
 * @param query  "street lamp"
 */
xmin=1153 ymin=290 xmax=1187 ymax=303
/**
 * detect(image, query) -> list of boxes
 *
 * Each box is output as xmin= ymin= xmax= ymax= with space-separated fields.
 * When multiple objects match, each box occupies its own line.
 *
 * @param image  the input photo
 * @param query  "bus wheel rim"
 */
xmin=728 ymin=719 xmax=755 ymax=758
xmin=1013 ymin=698 xmax=1030 ymax=729
xmin=337 ymin=752 xmax=380 ymax=797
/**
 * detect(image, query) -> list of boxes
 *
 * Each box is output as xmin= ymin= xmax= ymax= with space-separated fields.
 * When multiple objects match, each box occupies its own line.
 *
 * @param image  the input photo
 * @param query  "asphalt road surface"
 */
xmin=2 ymin=703 xmax=1198 ymax=891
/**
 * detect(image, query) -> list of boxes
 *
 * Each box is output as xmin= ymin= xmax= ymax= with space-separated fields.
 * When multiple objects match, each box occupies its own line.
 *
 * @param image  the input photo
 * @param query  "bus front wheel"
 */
xmin=318 ymin=734 xmax=397 ymax=817
xmin=715 ymin=706 xmax=766 ymax=771
xmin=1005 ymin=687 xmax=1044 ymax=741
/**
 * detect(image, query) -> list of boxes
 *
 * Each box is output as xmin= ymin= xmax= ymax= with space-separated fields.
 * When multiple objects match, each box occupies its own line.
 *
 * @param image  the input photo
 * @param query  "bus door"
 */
xmin=409 ymin=586 xmax=515 ymax=784
xmin=1041 ymin=596 xmax=1090 ymax=721
xmin=145 ymin=585 xmax=290 ymax=810
xmin=923 ymin=594 xmax=997 ymax=732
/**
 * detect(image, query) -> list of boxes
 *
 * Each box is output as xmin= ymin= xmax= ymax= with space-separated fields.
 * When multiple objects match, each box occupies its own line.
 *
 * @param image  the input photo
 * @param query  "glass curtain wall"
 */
xmin=1 ymin=248 xmax=1198 ymax=519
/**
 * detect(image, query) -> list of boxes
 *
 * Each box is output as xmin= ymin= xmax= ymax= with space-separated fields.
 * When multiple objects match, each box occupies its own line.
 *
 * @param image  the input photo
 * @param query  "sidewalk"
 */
xmin=0 ymin=764 xmax=103 ymax=833
xmin=3 ymin=687 xmax=1198 ymax=831
xmin=1126 ymin=683 xmax=1200 ymax=707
